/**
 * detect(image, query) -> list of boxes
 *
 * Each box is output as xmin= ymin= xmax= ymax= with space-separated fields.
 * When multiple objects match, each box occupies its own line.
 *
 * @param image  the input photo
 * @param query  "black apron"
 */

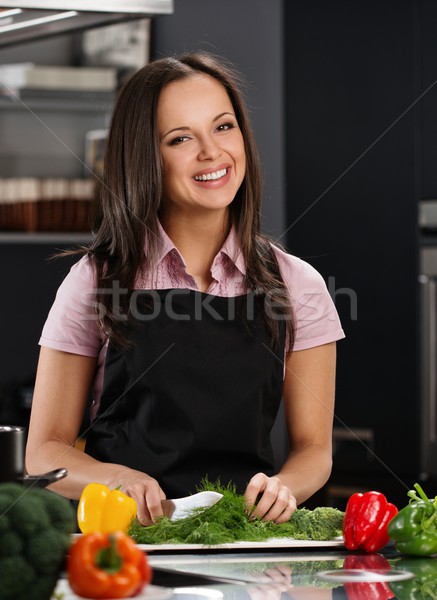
xmin=85 ymin=289 xmax=285 ymax=497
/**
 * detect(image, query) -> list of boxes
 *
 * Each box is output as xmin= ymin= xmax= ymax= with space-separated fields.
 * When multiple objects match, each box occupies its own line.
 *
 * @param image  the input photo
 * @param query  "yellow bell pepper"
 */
xmin=77 ymin=482 xmax=137 ymax=534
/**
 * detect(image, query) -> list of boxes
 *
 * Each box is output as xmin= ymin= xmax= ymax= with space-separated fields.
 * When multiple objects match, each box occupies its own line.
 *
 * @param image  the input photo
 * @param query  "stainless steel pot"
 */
xmin=0 ymin=425 xmax=67 ymax=487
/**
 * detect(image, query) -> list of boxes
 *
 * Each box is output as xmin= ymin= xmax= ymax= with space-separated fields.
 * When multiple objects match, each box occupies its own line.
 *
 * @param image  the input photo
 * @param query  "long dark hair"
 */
xmin=76 ymin=52 xmax=294 ymax=352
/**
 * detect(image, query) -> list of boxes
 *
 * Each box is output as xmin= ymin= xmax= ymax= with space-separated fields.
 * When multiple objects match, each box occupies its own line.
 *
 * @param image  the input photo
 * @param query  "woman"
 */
xmin=26 ymin=52 xmax=344 ymax=526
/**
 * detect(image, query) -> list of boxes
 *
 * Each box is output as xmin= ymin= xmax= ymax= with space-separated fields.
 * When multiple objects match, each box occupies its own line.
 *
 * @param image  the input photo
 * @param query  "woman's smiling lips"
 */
xmin=192 ymin=165 xmax=231 ymax=187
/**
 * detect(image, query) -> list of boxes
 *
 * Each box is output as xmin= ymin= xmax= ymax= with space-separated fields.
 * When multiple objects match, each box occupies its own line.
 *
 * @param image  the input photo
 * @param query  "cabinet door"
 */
xmin=419 ymin=0 xmax=437 ymax=199
xmin=284 ymin=0 xmax=418 ymax=478
xmin=0 ymin=243 xmax=79 ymax=419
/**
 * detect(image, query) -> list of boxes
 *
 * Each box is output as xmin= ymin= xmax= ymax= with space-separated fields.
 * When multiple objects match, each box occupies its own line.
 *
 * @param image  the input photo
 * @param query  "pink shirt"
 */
xmin=40 ymin=224 xmax=344 ymax=412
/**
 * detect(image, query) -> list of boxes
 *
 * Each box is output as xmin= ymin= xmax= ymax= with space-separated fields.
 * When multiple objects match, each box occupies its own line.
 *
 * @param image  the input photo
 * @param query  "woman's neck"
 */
xmin=160 ymin=210 xmax=230 ymax=289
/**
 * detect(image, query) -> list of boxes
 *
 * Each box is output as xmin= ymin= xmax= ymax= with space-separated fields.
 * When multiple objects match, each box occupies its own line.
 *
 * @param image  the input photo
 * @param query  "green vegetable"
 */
xmin=0 ymin=482 xmax=75 ymax=600
xmin=388 ymin=483 xmax=437 ymax=556
xmin=389 ymin=557 xmax=437 ymax=600
xmin=282 ymin=506 xmax=345 ymax=540
xmin=128 ymin=480 xmax=344 ymax=546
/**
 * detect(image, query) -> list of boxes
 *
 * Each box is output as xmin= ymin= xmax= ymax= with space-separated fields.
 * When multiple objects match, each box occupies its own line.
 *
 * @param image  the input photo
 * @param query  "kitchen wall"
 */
xmin=0 ymin=32 xmax=109 ymax=416
xmin=282 ymin=0 xmax=435 ymax=507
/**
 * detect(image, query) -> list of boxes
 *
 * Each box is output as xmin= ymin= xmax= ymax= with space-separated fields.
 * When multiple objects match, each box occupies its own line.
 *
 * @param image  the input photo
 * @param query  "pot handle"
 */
xmin=21 ymin=467 xmax=68 ymax=488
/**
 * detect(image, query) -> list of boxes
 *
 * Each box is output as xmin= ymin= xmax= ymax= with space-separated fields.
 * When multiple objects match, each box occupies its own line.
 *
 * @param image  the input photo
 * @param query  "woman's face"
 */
xmin=158 ymin=74 xmax=246 ymax=217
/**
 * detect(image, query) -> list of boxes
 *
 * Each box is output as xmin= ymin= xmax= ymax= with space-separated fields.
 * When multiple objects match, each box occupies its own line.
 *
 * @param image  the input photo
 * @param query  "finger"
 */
xmin=136 ymin=500 xmax=153 ymax=526
xmin=271 ymin=497 xmax=297 ymax=524
xmin=251 ymin=481 xmax=282 ymax=520
xmin=275 ymin=566 xmax=292 ymax=579
xmin=124 ymin=487 xmax=152 ymax=525
xmin=124 ymin=480 xmax=165 ymax=525
xmin=273 ymin=506 xmax=294 ymax=524
xmin=146 ymin=488 xmax=166 ymax=523
xmin=264 ymin=568 xmax=290 ymax=583
xmin=244 ymin=472 xmax=268 ymax=510
xmin=257 ymin=488 xmax=296 ymax=522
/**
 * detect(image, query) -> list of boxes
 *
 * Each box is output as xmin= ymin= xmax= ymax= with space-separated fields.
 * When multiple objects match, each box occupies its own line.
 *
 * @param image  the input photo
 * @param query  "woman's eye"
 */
xmin=169 ymin=135 xmax=190 ymax=145
xmin=216 ymin=122 xmax=235 ymax=132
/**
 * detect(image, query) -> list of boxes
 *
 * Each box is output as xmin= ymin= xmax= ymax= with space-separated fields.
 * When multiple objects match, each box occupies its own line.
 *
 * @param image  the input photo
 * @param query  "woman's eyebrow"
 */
xmin=161 ymin=112 xmax=236 ymax=141
xmin=213 ymin=111 xmax=235 ymax=122
xmin=160 ymin=126 xmax=190 ymax=141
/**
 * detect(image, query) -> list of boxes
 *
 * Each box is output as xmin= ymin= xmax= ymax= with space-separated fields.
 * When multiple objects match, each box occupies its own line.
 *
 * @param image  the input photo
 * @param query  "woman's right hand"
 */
xmin=108 ymin=469 xmax=167 ymax=525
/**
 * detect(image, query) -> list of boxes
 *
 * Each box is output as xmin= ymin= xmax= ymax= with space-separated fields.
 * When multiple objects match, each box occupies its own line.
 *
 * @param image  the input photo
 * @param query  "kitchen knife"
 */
xmin=161 ymin=490 xmax=223 ymax=521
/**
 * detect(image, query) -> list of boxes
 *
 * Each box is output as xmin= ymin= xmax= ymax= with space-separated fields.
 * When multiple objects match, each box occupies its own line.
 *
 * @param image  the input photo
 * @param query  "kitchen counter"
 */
xmin=55 ymin=546 xmax=437 ymax=599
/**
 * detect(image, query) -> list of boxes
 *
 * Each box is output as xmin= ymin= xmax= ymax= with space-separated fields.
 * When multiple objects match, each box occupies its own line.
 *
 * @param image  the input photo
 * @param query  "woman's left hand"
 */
xmin=244 ymin=473 xmax=297 ymax=524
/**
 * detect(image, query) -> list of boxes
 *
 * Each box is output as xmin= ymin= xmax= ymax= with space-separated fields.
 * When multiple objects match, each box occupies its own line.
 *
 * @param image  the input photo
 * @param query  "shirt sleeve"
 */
xmin=272 ymin=246 xmax=345 ymax=352
xmin=39 ymin=255 xmax=106 ymax=357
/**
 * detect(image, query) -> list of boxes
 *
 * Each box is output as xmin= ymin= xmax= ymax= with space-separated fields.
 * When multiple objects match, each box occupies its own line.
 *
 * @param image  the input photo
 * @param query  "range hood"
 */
xmin=0 ymin=1 xmax=173 ymax=47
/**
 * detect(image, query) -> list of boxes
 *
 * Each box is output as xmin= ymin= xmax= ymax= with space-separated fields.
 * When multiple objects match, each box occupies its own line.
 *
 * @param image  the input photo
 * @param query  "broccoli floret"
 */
xmin=0 ymin=501 xmax=11 ymax=534
xmin=0 ymin=483 xmax=26 ymax=500
xmin=306 ymin=507 xmax=344 ymax=540
xmin=0 ymin=487 xmax=22 ymax=534
xmin=286 ymin=506 xmax=344 ymax=540
xmin=265 ymin=506 xmax=344 ymax=541
xmin=0 ymin=482 xmax=75 ymax=600
xmin=0 ymin=556 xmax=35 ymax=596
xmin=30 ymin=574 xmax=60 ymax=600
xmin=31 ymin=487 xmax=76 ymax=533
xmin=11 ymin=495 xmax=51 ymax=537
xmin=0 ymin=530 xmax=24 ymax=557
xmin=25 ymin=529 xmax=69 ymax=575
xmin=288 ymin=508 xmax=311 ymax=534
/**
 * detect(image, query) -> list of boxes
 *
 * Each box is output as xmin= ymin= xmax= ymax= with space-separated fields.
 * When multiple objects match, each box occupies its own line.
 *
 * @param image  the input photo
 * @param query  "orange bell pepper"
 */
xmin=68 ymin=531 xmax=151 ymax=599
xmin=77 ymin=482 xmax=137 ymax=534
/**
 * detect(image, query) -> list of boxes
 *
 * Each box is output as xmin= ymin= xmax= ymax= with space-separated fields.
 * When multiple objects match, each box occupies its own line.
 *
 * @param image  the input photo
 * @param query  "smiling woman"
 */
xmin=158 ymin=73 xmax=246 ymax=221
xmin=25 ymin=51 xmax=344 ymax=529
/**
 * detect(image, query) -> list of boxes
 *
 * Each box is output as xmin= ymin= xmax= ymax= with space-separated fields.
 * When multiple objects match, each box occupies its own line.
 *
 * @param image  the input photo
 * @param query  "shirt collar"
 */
xmin=155 ymin=219 xmax=185 ymax=265
xmin=218 ymin=226 xmax=246 ymax=276
xmin=151 ymin=220 xmax=247 ymax=276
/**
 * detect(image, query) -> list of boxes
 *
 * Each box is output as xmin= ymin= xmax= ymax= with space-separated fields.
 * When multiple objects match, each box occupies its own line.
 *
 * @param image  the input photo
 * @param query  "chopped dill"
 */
xmin=128 ymin=480 xmax=344 ymax=546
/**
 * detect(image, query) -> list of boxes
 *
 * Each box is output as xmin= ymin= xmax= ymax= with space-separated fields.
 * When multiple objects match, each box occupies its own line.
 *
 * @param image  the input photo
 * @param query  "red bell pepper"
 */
xmin=343 ymin=554 xmax=395 ymax=600
xmin=342 ymin=491 xmax=398 ymax=552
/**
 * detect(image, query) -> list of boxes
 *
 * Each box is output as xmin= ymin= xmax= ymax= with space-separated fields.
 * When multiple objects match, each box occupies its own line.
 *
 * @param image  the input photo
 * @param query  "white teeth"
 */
xmin=194 ymin=168 xmax=227 ymax=181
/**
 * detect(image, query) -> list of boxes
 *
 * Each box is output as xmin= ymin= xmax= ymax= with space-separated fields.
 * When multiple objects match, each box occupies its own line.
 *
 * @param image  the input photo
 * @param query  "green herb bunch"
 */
xmin=128 ymin=480 xmax=344 ymax=546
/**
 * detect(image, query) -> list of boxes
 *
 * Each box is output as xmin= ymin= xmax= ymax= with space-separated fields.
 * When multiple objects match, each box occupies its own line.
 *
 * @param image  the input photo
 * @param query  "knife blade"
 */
xmin=161 ymin=490 xmax=223 ymax=521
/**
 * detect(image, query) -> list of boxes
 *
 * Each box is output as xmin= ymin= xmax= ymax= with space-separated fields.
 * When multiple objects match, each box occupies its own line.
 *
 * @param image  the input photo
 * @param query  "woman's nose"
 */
xmin=197 ymin=136 xmax=221 ymax=160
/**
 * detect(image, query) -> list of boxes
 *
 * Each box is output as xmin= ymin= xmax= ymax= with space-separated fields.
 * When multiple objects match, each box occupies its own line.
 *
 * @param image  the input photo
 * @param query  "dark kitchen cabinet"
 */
xmin=0 ymin=238 xmax=86 ymax=425
xmin=419 ymin=0 xmax=437 ymax=200
xmin=283 ymin=0 xmax=437 ymax=506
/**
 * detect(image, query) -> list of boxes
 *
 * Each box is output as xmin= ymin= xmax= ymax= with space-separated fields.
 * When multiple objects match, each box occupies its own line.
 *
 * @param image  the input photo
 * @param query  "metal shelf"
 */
xmin=0 ymin=231 xmax=93 ymax=243
xmin=0 ymin=1 xmax=173 ymax=13
xmin=0 ymin=89 xmax=115 ymax=112
xmin=0 ymin=2 xmax=173 ymax=48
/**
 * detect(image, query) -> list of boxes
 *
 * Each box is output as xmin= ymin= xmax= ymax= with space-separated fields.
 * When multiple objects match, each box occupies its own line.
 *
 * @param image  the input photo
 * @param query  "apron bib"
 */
xmin=85 ymin=289 xmax=285 ymax=497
